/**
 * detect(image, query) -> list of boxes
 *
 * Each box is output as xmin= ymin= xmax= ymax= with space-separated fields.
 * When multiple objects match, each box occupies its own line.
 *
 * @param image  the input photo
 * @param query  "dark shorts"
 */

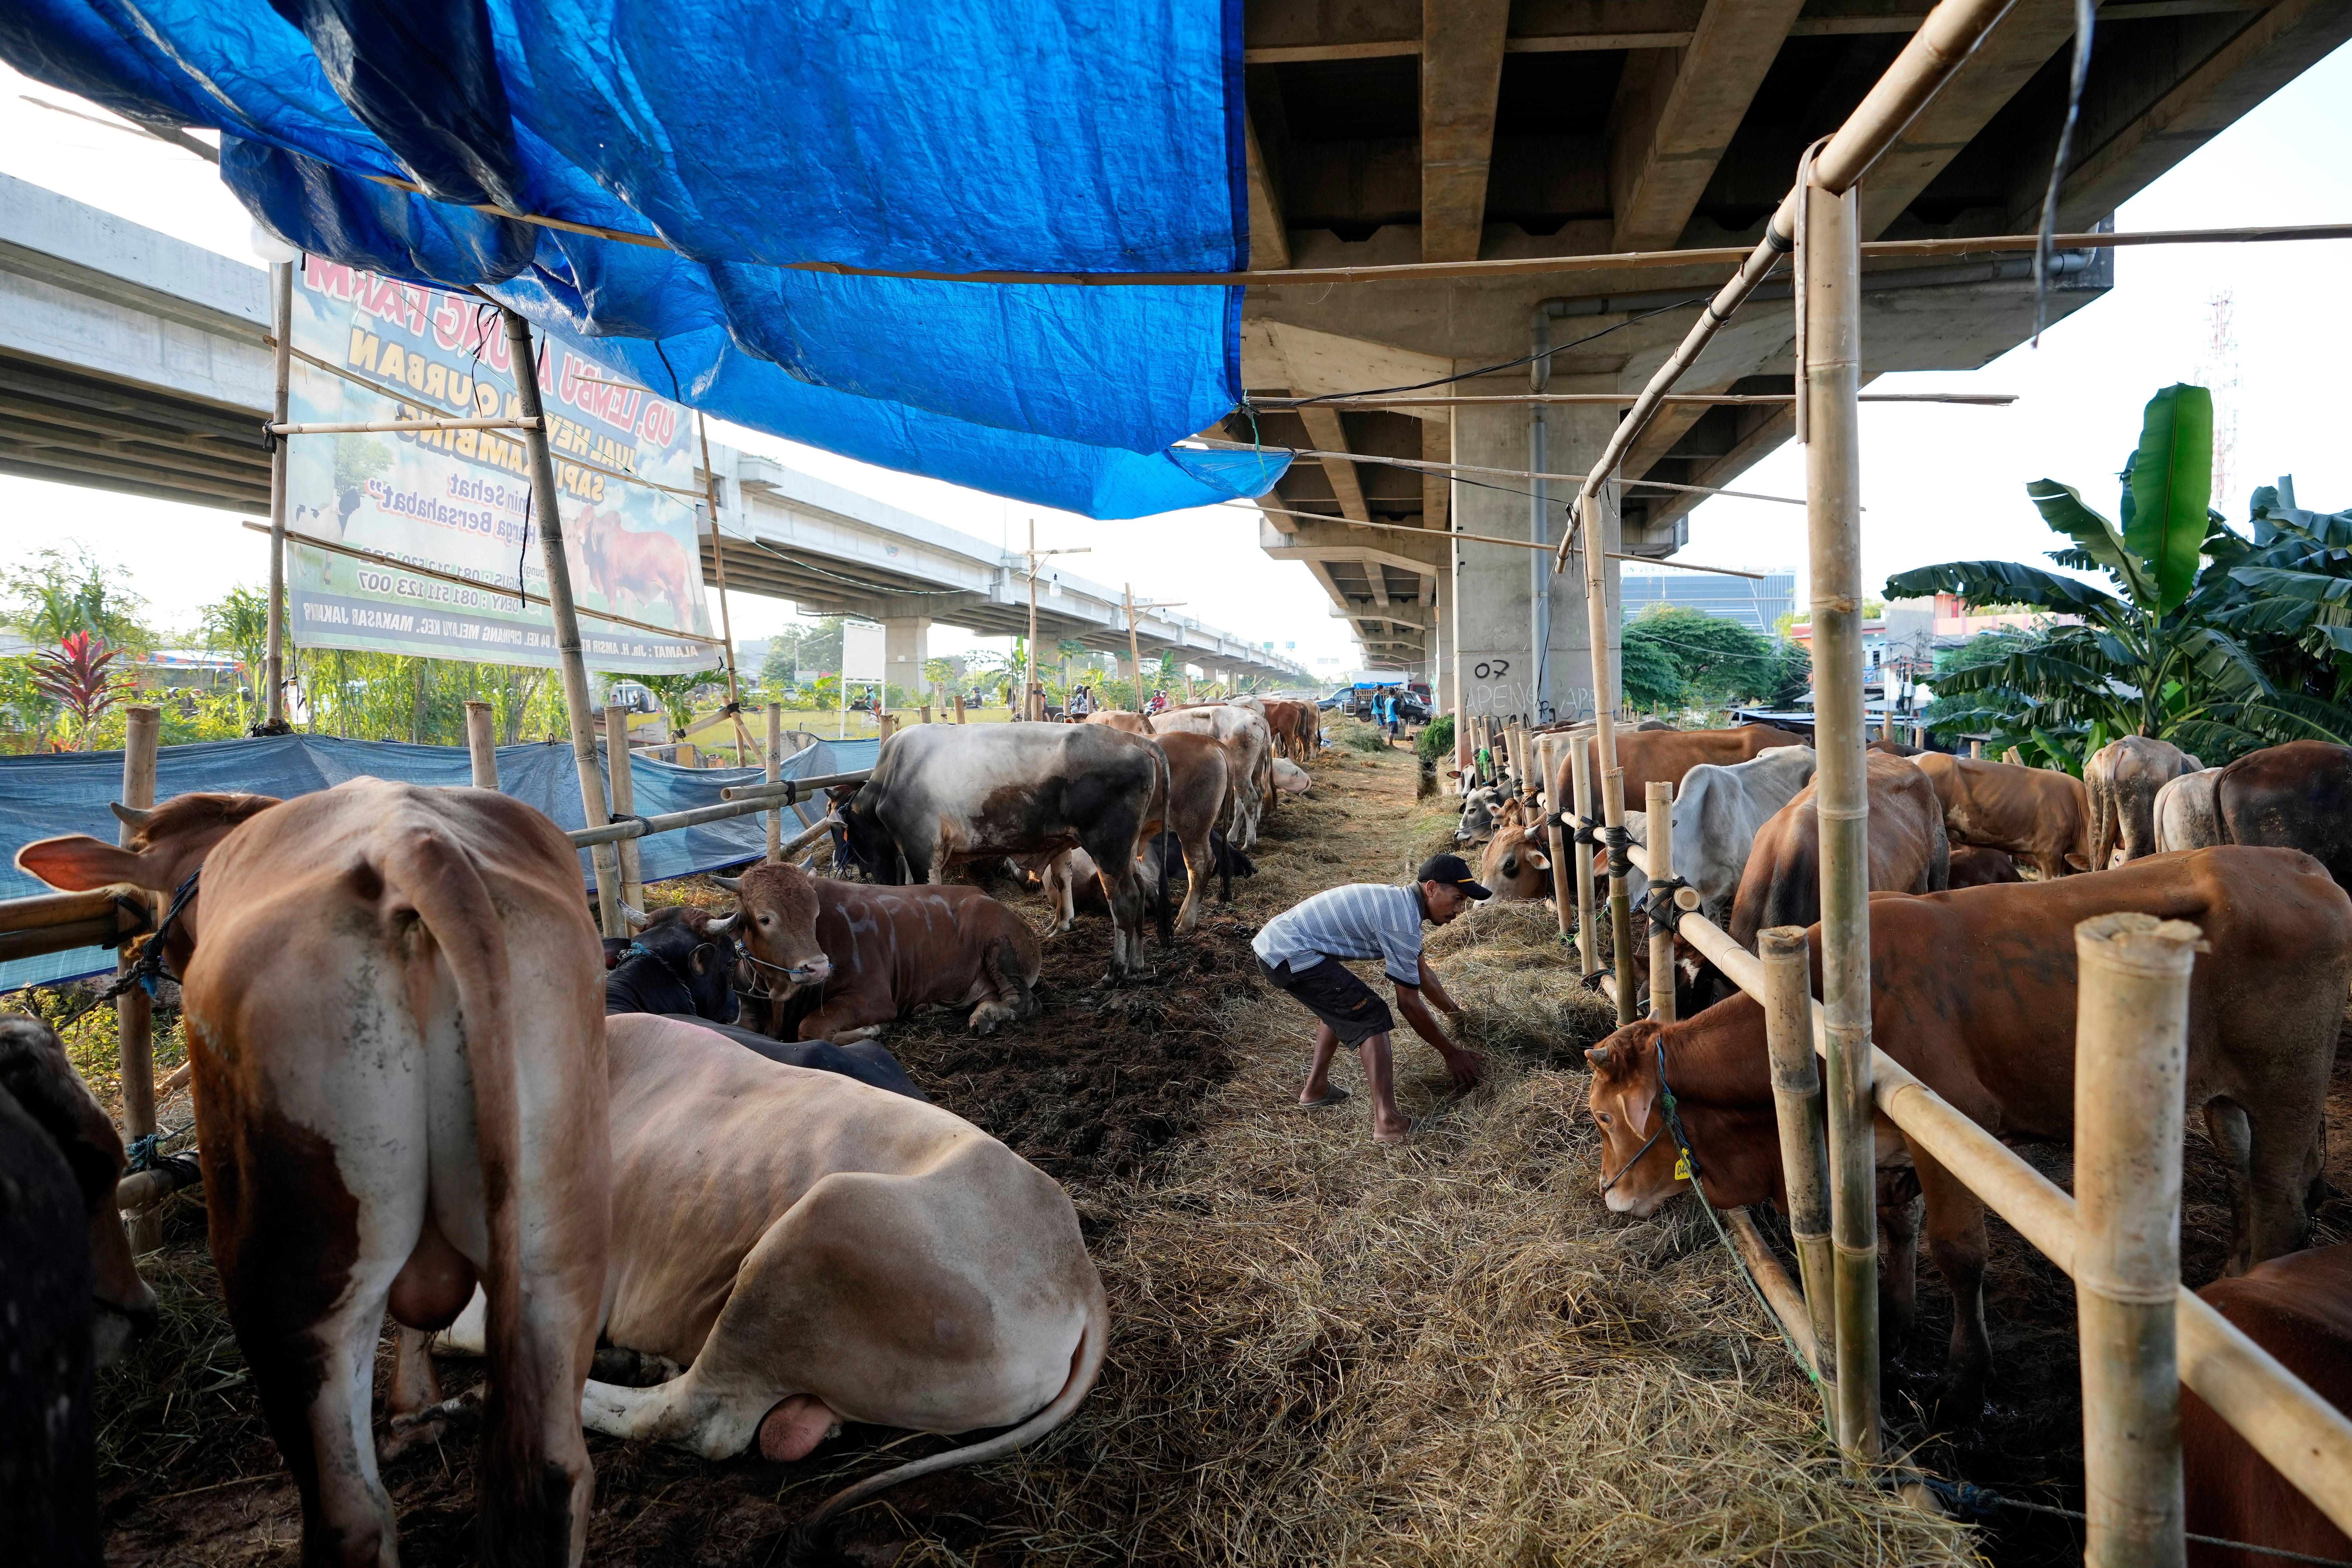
xmin=1259 ymin=956 xmax=1394 ymax=1045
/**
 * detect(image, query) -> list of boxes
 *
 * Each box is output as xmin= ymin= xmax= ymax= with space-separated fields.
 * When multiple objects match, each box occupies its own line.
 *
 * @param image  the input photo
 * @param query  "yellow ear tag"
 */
xmin=1673 ymin=1153 xmax=1691 ymax=1181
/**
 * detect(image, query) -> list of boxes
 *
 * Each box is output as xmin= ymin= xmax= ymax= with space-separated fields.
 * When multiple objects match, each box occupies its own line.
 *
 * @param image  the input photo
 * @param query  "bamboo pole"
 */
xmin=464 ymin=700 xmax=499 ymax=789
xmin=571 ymin=772 xmax=870 ymax=846
xmin=605 ymin=705 xmax=644 ymax=911
xmin=1805 ymin=170 xmax=1879 ymax=1467
xmin=1541 ymin=734 xmax=1575 ymax=940
xmin=693 ymin=411 xmax=756 ymax=765
xmin=1727 ymin=1208 xmax=1820 ymax=1375
xmin=267 ymin=417 xmax=538 ymax=435
xmin=1646 ymin=780 xmax=1676 ymax=1024
xmin=954 ymin=692 xmax=967 ymax=724
xmin=117 ymin=703 xmax=160 ymax=1253
xmin=765 ymin=703 xmax=784 ymax=860
xmin=2076 ymin=913 xmax=2197 ymax=1568
xmin=1603 ymin=767 xmax=1635 ymax=1024
xmin=1569 ymin=732 xmax=1599 ymax=977
xmin=501 ymin=307 xmax=624 ymax=939
xmin=1125 ymin=585 xmax=1145 ymax=714
xmin=1760 ymin=926 xmax=1838 ymax=1381
xmin=263 ymin=262 xmax=292 ymax=729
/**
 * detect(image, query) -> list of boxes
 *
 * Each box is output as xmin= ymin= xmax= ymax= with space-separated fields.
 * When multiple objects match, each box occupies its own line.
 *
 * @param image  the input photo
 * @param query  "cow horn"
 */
xmin=110 ymin=802 xmax=154 ymax=830
xmin=709 ymin=874 xmax=743 ymax=893
xmin=704 ymin=911 xmax=738 ymax=936
xmin=617 ymin=900 xmax=651 ymax=930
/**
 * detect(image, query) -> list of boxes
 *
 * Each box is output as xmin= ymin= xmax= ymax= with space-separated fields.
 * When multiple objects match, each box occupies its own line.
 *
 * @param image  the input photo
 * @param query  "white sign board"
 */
xmin=840 ymin=621 xmax=886 ymax=684
xmin=283 ymin=257 xmax=718 ymax=674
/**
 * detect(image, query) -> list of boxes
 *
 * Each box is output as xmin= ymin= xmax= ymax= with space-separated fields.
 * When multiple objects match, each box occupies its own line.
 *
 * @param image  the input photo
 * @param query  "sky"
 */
xmin=3 ymin=41 xmax=2350 ymax=672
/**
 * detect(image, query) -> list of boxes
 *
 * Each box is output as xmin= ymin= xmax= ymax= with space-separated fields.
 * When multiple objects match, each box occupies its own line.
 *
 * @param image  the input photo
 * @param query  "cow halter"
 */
xmin=1596 ymin=1037 xmax=1705 ymax=1198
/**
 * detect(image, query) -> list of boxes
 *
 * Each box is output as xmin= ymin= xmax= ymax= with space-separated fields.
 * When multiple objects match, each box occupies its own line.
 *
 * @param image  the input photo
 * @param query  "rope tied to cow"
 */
xmin=1645 ymin=877 xmax=1690 ymax=934
xmin=1907 ymin=1479 xmax=2352 ymax=1565
xmin=124 ymin=1119 xmax=195 ymax=1174
xmin=50 ymin=871 xmax=199 ymax=1034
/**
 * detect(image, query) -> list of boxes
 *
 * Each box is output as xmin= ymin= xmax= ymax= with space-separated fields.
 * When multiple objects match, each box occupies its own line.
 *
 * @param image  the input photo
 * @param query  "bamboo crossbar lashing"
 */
xmin=566 ymin=780 xmax=862 ymax=848
xmin=1616 ymin=866 xmax=2352 ymax=1537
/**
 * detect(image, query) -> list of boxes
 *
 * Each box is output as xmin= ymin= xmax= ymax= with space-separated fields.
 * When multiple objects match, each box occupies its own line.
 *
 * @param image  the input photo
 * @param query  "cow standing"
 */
xmin=1910 ymin=751 xmax=2090 ymax=877
xmin=1151 ymin=703 xmax=1275 ymax=850
xmin=2198 ymin=741 xmax=2352 ymax=896
xmin=1586 ymin=847 xmax=2351 ymax=1424
xmin=1727 ymin=751 xmax=1950 ymax=949
xmin=19 ymin=783 xmax=611 ymax=1567
xmin=835 ymin=724 xmax=1169 ymax=976
xmin=2087 ymin=735 xmax=2201 ymax=869
xmin=1557 ymin=724 xmax=1808 ymax=820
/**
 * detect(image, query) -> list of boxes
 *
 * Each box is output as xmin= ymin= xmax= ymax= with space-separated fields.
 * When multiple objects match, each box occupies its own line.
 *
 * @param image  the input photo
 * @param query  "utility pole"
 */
xmin=1121 ymin=584 xmax=1186 ymax=713
xmin=1020 ymin=519 xmax=1088 ymax=721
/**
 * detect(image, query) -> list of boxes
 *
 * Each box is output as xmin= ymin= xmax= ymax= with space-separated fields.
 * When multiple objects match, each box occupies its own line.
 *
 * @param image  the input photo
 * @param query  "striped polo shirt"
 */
xmin=1252 ymin=883 xmax=1428 ymax=986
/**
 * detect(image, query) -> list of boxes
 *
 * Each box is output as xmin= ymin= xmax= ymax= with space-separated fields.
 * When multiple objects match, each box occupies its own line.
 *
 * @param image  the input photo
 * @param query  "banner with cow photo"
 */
xmin=281 ymin=258 xmax=720 ymax=674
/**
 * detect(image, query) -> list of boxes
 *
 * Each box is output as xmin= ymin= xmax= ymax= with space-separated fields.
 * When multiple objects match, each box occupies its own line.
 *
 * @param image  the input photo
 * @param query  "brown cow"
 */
xmin=2180 ymin=1244 xmax=2352 ymax=1568
xmin=1153 ymin=704 xmax=1274 ymax=849
xmin=2206 ymin=741 xmax=2352 ymax=895
xmin=1944 ymin=844 xmax=2023 ymax=888
xmin=1726 ymin=752 xmax=1950 ymax=949
xmin=1910 ymin=751 xmax=2091 ymax=878
xmin=721 ymin=859 xmax=1041 ymax=1043
xmin=1476 ymin=819 xmax=1553 ymax=902
xmin=19 ymin=783 xmax=612 ymax=1566
xmin=2087 ymin=735 xmax=2201 ymax=869
xmin=1557 ymin=724 xmax=1807 ymax=821
xmin=1261 ymin=698 xmax=1317 ymax=761
xmin=1585 ymin=847 xmax=2351 ymax=1423
xmin=1083 ymin=709 xmax=1155 ymax=736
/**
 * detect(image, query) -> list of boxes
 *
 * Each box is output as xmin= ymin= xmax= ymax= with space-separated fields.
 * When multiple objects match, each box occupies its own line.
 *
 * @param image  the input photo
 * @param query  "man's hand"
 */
xmin=1441 ymin=1043 xmax=1485 ymax=1091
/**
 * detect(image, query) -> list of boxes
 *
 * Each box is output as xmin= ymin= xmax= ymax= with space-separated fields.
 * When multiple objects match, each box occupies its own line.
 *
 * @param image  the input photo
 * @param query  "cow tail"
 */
xmin=382 ymin=832 xmax=552 ymax=1562
xmin=1152 ymin=743 xmax=1174 ymax=949
xmin=2089 ymin=776 xmax=2116 ymax=873
xmin=788 ymin=1283 xmax=1108 ymax=1556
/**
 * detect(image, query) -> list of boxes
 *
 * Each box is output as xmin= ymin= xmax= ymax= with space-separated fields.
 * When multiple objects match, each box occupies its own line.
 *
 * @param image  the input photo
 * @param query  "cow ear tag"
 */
xmin=1673 ymin=1153 xmax=1691 ymax=1181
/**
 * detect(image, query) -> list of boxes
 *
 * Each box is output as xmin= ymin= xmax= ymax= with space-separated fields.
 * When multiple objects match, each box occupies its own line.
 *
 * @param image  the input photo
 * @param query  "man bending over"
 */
xmin=1252 ymin=854 xmax=1488 ymax=1144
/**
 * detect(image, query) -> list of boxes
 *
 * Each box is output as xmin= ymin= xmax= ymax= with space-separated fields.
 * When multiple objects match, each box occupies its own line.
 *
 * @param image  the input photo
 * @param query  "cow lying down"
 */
xmin=416 ymin=1015 xmax=1106 ymax=1539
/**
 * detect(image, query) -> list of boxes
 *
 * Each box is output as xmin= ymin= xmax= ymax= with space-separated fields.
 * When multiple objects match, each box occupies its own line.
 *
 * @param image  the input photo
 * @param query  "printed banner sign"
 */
xmin=841 ymin=622 xmax=886 ymax=684
xmin=284 ymin=259 xmax=719 ymax=674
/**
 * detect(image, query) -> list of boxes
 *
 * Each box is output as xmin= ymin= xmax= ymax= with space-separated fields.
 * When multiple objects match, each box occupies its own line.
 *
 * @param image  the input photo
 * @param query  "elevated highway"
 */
xmin=0 ymin=172 xmax=1310 ymax=688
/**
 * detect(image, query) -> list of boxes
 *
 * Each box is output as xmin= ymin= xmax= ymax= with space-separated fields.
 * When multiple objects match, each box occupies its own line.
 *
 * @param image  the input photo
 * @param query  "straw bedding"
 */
xmin=80 ymin=745 xmax=1981 ymax=1565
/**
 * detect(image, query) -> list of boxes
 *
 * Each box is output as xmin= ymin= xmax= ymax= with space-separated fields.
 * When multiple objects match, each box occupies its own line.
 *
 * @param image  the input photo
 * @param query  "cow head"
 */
xmin=617 ymin=905 xmax=742 ymax=1023
xmin=830 ymin=786 xmax=897 ymax=883
xmin=1455 ymin=785 xmax=1504 ymax=844
xmin=16 ymin=793 xmax=283 ymax=976
xmin=1476 ymin=824 xmax=1551 ymax=901
xmin=719 ymin=861 xmax=835 ymax=996
xmin=0 ymin=1015 xmax=159 ymax=1364
xmin=1585 ymin=1024 xmax=1686 ymax=1216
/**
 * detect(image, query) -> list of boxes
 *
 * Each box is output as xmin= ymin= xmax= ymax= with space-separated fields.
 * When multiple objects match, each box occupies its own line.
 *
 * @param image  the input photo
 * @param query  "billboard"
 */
xmin=840 ymin=622 xmax=886 ymax=683
xmin=283 ymin=259 xmax=719 ymax=674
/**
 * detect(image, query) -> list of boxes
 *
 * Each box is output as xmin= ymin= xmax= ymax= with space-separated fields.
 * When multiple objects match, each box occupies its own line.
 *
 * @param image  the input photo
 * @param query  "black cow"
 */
xmin=836 ymin=724 xmax=1171 ymax=976
xmin=1 ymin=1015 xmax=160 ymax=1567
xmin=1149 ymin=828 xmax=1253 ymax=916
xmin=603 ymin=905 xmax=741 ymax=1024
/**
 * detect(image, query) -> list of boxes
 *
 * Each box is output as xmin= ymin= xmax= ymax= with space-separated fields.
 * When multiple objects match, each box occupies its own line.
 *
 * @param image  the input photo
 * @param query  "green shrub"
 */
xmin=1415 ymin=713 xmax=1454 ymax=761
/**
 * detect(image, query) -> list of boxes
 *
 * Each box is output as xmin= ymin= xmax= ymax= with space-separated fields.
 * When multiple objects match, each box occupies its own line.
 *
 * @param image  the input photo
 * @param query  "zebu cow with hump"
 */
xmin=1585 ymin=847 xmax=2351 ymax=1424
xmin=18 ymin=784 xmax=610 ymax=1567
xmin=2086 ymin=735 xmax=2201 ymax=868
xmin=1728 ymin=750 xmax=1950 ymax=949
xmin=1910 ymin=751 xmax=2090 ymax=877
xmin=1153 ymin=702 xmax=1275 ymax=849
xmin=837 ymin=724 xmax=1170 ymax=975
xmin=420 ymin=1015 xmax=1106 ymax=1554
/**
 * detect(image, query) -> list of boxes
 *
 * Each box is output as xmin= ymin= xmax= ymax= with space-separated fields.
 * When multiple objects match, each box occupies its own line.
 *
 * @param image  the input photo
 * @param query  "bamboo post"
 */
xmin=1646 ymin=780 xmax=1676 ymax=1023
xmin=1125 ymin=585 xmax=1145 ymax=714
xmin=501 ymin=307 xmax=624 ymax=938
xmin=920 ymin=704 xmax=932 ymax=725
xmin=1760 ymin=926 xmax=1838 ymax=1382
xmin=1971 ymin=740 xmax=1984 ymax=759
xmin=261 ymin=262 xmax=293 ymax=729
xmin=692 ymin=412 xmax=757 ymax=766
xmin=2075 ymin=912 xmax=2196 ymax=1568
xmin=604 ymin=705 xmax=644 ymax=911
xmin=1541 ymin=734 xmax=1575 ymax=937
xmin=1803 ymin=171 xmax=1879 ymax=1465
xmin=117 ymin=704 xmax=161 ymax=1252
xmin=1604 ymin=767 xmax=1636 ymax=1022
xmin=878 ymin=712 xmax=896 ymax=743
xmin=464 ymin=700 xmax=499 ymax=789
xmin=1569 ymin=732 xmax=1599 ymax=977
xmin=954 ymin=692 xmax=967 ymax=724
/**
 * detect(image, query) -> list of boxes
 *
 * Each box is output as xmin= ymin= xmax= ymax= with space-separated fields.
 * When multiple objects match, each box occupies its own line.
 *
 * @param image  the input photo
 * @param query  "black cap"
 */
xmin=1417 ymin=852 xmax=1492 ymax=901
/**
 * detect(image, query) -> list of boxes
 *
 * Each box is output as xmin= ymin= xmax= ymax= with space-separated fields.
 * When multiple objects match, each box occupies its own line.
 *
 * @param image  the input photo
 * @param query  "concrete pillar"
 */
xmin=1449 ymin=400 xmax=1619 ymax=725
xmin=883 ymin=616 xmax=930 ymax=703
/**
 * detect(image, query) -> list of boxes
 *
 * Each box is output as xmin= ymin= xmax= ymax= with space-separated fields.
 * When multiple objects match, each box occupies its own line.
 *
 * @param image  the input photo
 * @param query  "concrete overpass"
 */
xmin=0 ymin=172 xmax=1311 ymax=689
xmin=1224 ymin=0 xmax=2352 ymax=715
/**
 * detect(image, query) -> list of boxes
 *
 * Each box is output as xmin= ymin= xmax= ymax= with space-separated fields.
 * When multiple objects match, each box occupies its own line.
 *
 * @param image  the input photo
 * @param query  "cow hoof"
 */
xmin=758 ymin=1395 xmax=844 ymax=1462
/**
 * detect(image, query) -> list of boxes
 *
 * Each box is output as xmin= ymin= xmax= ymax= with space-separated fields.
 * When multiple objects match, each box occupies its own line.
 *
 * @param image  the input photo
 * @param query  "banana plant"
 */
xmin=1890 ymin=384 xmax=2352 ymax=767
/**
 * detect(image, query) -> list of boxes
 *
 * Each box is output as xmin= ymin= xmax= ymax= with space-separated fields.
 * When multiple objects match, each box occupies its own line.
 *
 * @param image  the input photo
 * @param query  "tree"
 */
xmin=622 ymin=672 xmax=711 ymax=734
xmin=1621 ymin=605 xmax=1806 ymax=713
xmin=1892 ymin=384 xmax=2352 ymax=769
xmin=6 ymin=546 xmax=154 ymax=653
xmin=200 ymin=584 xmax=273 ymax=728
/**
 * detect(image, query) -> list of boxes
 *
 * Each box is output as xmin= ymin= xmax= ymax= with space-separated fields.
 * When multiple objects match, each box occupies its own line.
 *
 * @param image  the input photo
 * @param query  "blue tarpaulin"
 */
xmin=0 ymin=1 xmax=1286 ymax=519
xmin=0 ymin=733 xmax=875 ymax=994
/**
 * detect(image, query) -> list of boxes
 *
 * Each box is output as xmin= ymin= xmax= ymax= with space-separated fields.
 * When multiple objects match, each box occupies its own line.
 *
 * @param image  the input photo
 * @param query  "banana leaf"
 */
xmin=2125 ymin=384 xmax=2214 ymax=615
xmin=2027 ymin=479 xmax=2152 ymax=604
xmin=1885 ymin=559 xmax=2123 ymax=620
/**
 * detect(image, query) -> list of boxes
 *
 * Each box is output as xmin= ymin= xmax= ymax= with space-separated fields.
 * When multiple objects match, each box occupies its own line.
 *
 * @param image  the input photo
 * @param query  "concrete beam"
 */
xmin=1240 ymin=319 xmax=1454 ymax=426
xmin=1422 ymin=419 xmax=1450 ymax=531
xmin=1245 ymin=109 xmax=1291 ymax=272
xmin=1419 ymin=0 xmax=1512 ymax=263
xmin=1608 ymin=0 xmax=1807 ymax=253
xmin=2051 ymin=0 xmax=2352 ymax=232
xmin=1294 ymin=405 xmax=1372 ymax=523
xmin=1856 ymin=0 xmax=2078 ymax=239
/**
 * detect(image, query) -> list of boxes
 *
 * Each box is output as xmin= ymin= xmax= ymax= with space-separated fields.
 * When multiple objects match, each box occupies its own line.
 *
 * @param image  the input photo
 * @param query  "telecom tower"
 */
xmin=2197 ymin=288 xmax=2240 ymax=514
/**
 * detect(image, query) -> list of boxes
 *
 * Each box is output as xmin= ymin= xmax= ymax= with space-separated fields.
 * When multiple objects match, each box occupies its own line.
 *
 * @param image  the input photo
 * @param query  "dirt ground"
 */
xmin=79 ymin=739 xmax=2337 ymax=1566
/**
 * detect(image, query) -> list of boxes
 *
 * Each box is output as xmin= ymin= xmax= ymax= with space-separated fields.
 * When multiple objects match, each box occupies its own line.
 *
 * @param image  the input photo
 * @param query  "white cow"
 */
xmin=2155 ymin=767 xmax=2225 ymax=852
xmin=1620 ymin=745 xmax=1818 ymax=932
xmin=1153 ymin=704 xmax=1275 ymax=848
